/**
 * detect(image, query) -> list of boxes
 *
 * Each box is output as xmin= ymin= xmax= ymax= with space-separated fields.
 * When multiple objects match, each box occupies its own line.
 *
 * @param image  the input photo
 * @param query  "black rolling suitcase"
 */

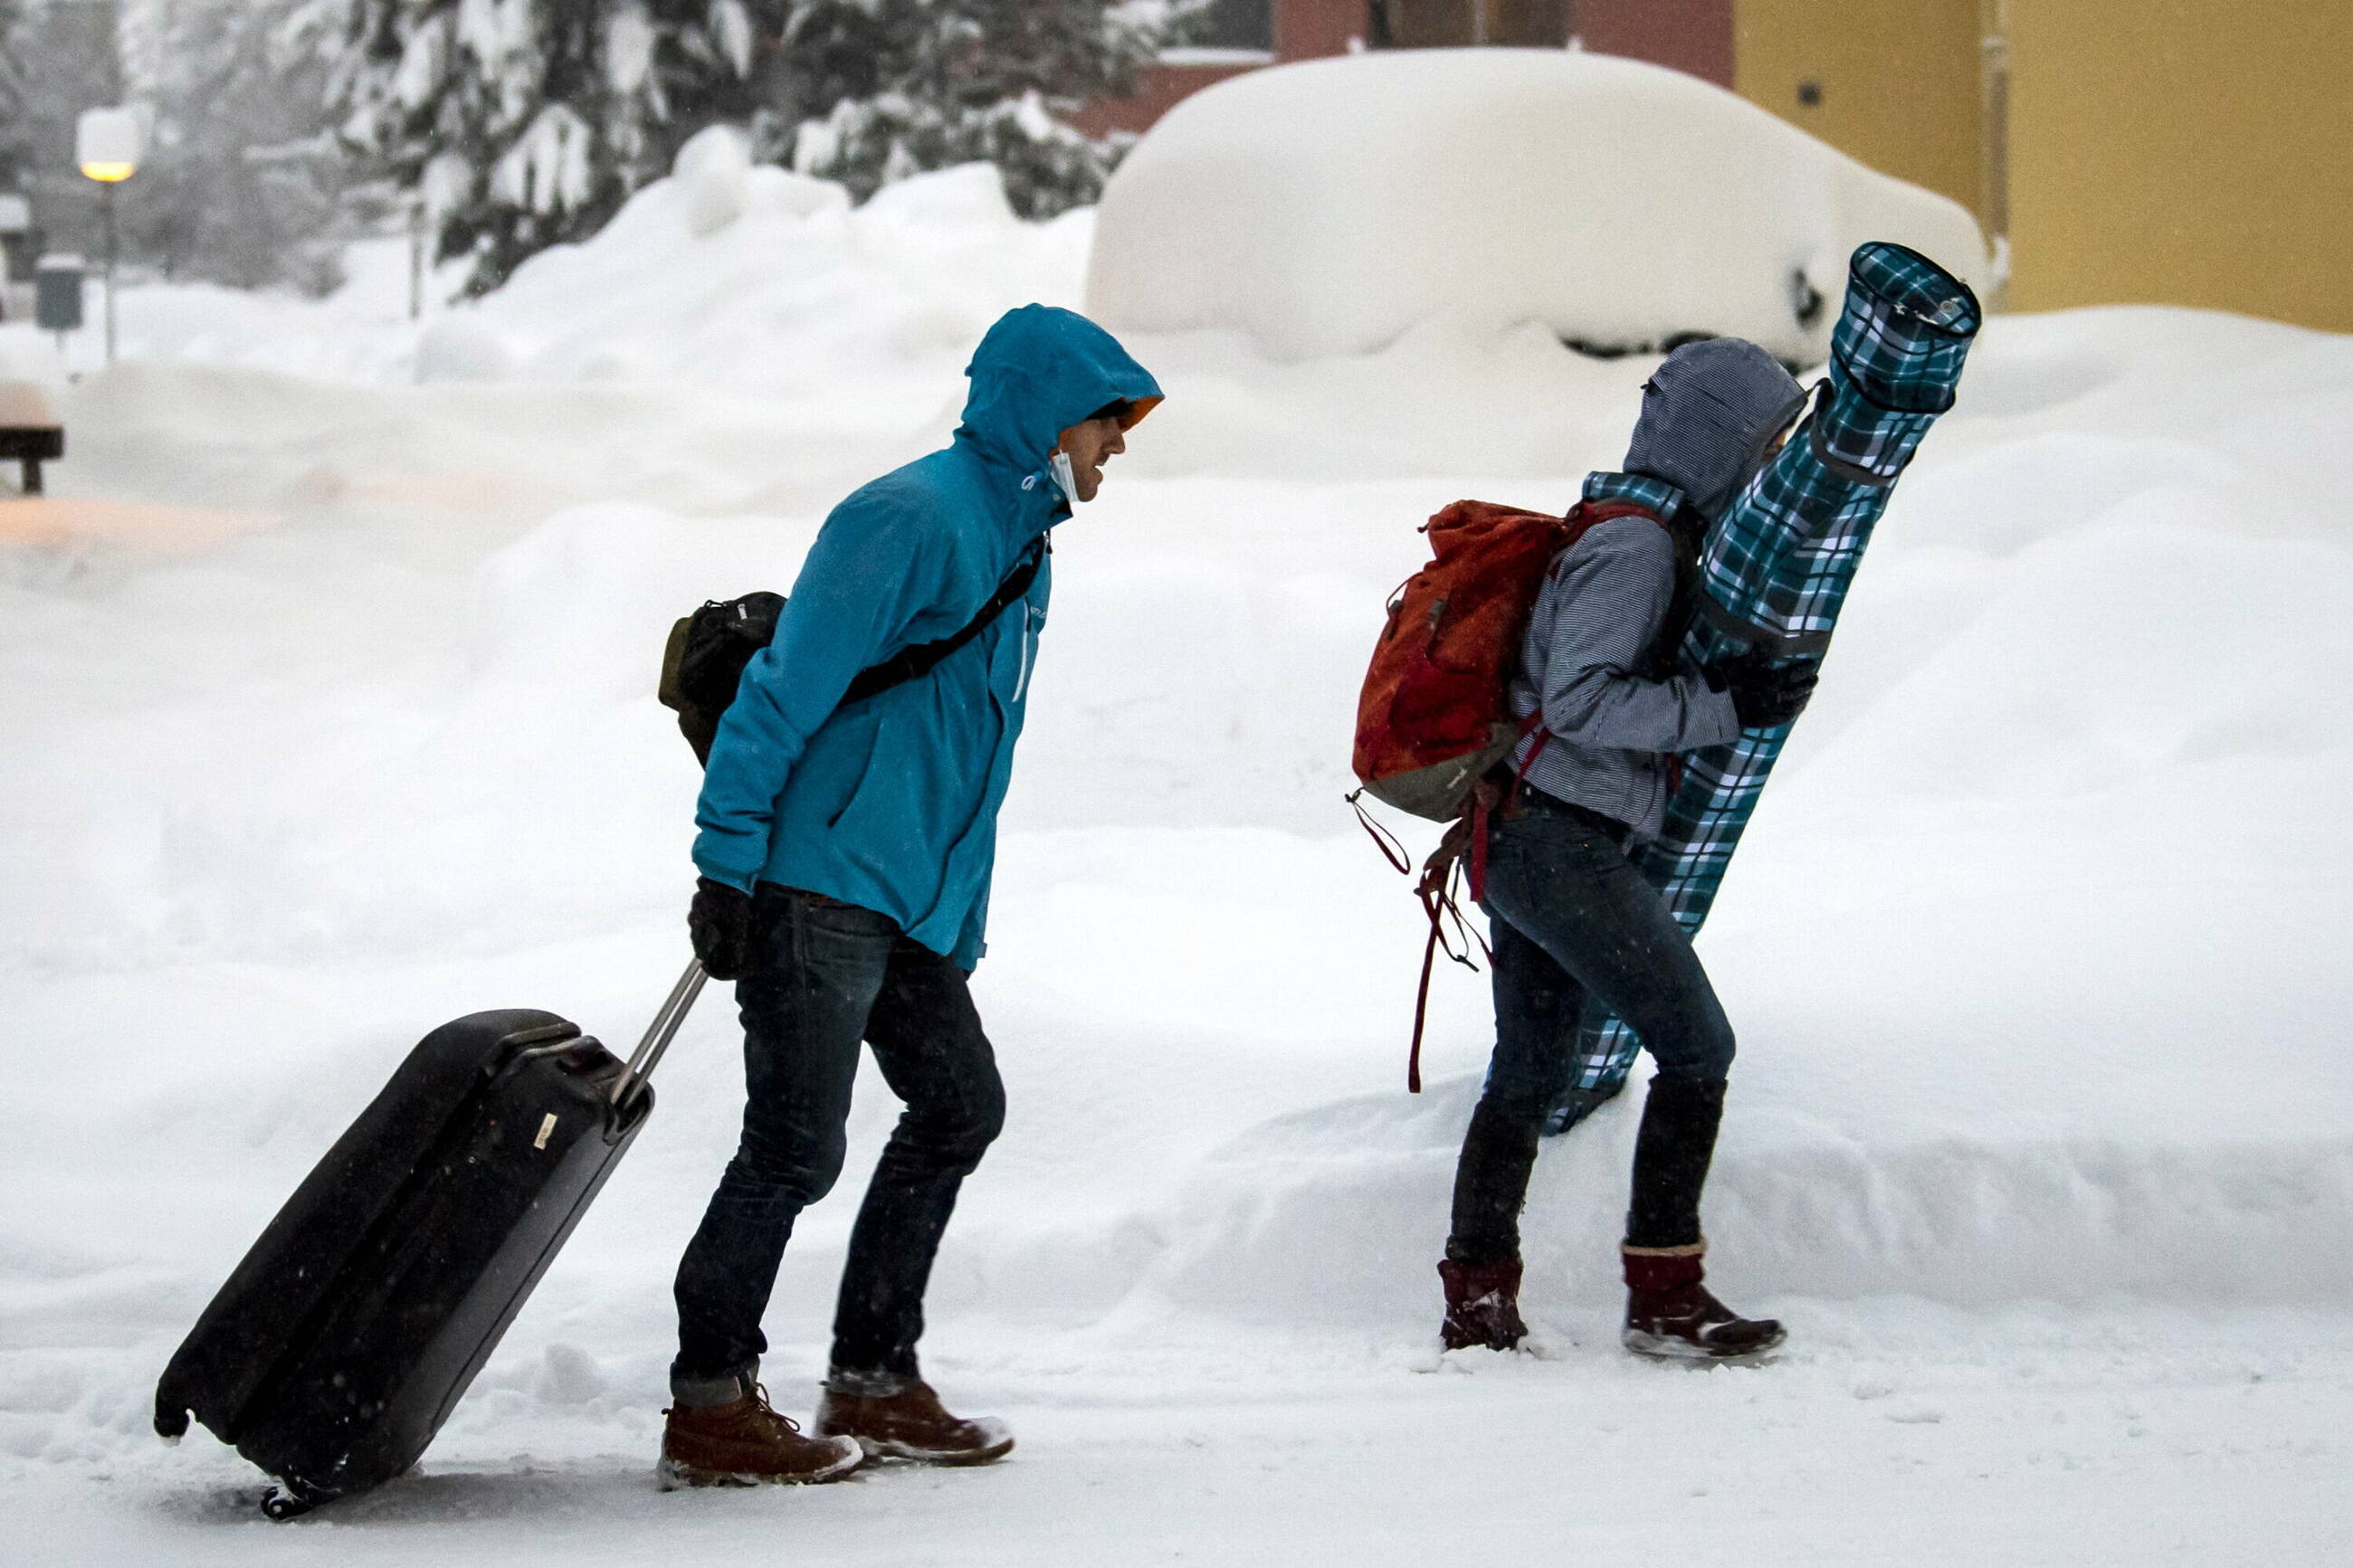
xmin=153 ymin=962 xmax=706 ymax=1518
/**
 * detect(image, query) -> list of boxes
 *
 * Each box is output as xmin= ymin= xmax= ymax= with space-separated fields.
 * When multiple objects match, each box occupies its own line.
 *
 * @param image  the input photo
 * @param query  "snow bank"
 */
xmin=0 ymin=149 xmax=1091 ymax=531
xmin=1087 ymin=49 xmax=1990 ymax=363
xmin=479 ymin=156 xmax=1085 ymax=394
xmin=5 ymin=139 xmax=1090 ymax=401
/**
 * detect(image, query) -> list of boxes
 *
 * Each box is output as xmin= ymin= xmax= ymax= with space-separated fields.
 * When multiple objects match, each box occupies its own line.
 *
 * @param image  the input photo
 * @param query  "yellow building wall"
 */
xmin=1730 ymin=0 xmax=2353 ymax=331
xmin=1731 ymin=0 xmax=1985 ymax=223
xmin=2003 ymin=0 xmax=2353 ymax=331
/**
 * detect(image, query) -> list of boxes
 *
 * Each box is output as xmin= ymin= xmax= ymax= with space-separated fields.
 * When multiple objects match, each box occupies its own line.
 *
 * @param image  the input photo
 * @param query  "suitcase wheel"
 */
xmin=261 ymin=1487 xmax=317 ymax=1522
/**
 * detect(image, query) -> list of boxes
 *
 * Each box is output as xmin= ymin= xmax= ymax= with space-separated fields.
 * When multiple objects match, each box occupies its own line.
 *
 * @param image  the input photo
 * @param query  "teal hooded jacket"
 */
xmin=691 ymin=306 xmax=1161 ymax=969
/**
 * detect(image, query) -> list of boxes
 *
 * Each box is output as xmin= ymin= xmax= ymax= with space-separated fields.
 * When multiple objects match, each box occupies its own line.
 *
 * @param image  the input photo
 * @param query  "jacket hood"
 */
xmin=1624 ymin=337 xmax=1807 ymax=522
xmin=956 ymin=305 xmax=1163 ymax=487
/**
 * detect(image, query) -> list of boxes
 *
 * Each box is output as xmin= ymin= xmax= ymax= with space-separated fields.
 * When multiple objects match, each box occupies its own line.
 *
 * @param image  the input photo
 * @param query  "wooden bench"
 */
xmin=0 ymin=379 xmax=63 ymax=495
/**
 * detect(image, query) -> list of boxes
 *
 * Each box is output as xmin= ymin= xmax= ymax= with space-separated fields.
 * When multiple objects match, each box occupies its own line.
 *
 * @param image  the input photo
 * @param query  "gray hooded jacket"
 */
xmin=1507 ymin=338 xmax=1806 ymax=841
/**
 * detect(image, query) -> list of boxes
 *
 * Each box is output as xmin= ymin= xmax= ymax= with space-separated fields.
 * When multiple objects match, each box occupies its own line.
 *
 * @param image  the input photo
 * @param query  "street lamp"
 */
xmin=75 ymin=107 xmax=143 ymax=366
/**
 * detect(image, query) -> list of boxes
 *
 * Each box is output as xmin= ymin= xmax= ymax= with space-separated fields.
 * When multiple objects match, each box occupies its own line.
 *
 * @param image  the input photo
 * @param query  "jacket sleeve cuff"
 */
xmin=690 ymin=848 xmax=757 ymax=893
xmin=1691 ymin=680 xmax=1745 ymax=746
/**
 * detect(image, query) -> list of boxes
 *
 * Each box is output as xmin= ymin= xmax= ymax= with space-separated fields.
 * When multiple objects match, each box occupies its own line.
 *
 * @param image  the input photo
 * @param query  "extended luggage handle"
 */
xmin=611 ymin=958 xmax=707 ymax=1107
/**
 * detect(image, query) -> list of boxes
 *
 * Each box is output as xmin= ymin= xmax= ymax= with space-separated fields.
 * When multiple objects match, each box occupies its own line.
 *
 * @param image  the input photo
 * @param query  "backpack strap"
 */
xmin=1492 ymin=495 xmax=1671 ymax=832
xmin=1563 ymin=496 xmax=1664 ymax=537
xmin=1694 ymin=593 xmax=1835 ymax=659
xmin=842 ymin=534 xmax=1048 ymax=705
xmin=1406 ymin=850 xmax=1489 ymax=1094
xmin=1801 ymin=377 xmax=1897 ymax=489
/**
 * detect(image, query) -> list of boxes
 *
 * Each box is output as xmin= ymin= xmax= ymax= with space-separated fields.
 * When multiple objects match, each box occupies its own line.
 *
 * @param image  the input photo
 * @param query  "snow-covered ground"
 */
xmin=3 ymin=138 xmax=2350 ymax=1563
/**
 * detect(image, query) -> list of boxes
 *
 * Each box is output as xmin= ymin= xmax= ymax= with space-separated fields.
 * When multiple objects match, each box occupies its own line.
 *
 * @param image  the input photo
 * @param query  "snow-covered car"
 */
xmin=1087 ymin=48 xmax=1991 ymax=365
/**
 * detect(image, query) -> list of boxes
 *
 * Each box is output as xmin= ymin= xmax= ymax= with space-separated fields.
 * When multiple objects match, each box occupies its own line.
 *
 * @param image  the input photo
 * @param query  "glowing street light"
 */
xmin=74 ymin=107 xmax=144 ymax=365
xmin=75 ymin=107 xmax=141 ymax=183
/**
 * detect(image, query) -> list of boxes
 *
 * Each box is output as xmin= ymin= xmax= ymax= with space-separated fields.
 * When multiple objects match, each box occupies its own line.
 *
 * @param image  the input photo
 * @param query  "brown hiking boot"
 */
xmin=1438 ymin=1257 xmax=1529 ymax=1352
xmin=1620 ymin=1242 xmax=1785 ymax=1361
xmin=657 ymin=1383 xmax=865 ymax=1488
xmin=814 ymin=1378 xmax=1014 ymax=1466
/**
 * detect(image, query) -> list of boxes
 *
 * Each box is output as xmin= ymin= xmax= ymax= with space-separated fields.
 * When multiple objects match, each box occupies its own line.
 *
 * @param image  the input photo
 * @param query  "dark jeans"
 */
xmin=1447 ymin=787 xmax=1736 ymax=1265
xmin=672 ymin=885 xmax=1005 ymax=1397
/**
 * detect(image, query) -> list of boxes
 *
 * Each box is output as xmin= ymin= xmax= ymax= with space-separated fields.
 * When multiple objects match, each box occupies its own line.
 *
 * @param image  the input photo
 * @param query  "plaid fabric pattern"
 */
xmin=1583 ymin=470 xmax=1682 ymax=515
xmin=1546 ymin=243 xmax=1981 ymax=1135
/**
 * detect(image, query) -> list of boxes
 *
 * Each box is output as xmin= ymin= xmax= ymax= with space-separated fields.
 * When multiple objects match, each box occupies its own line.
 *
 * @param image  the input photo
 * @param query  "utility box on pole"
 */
xmin=36 ymin=255 xmax=85 ymax=333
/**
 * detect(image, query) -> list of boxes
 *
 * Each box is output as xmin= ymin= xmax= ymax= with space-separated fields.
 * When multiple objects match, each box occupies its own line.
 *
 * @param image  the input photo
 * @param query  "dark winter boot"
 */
xmin=657 ymin=1382 xmax=866 ymax=1488
xmin=1437 ymin=1257 xmax=1529 ymax=1352
xmin=1621 ymin=1243 xmax=1786 ymax=1361
xmin=814 ymin=1376 xmax=1014 ymax=1466
xmin=1619 ymin=1075 xmax=1782 ymax=1358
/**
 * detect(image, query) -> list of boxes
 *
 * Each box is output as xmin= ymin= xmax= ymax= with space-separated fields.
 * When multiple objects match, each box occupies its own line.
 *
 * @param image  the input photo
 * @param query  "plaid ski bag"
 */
xmin=1547 ymin=241 xmax=1982 ymax=1135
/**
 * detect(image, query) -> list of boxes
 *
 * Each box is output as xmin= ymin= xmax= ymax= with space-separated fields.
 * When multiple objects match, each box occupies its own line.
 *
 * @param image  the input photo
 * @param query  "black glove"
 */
xmin=1710 ymin=650 xmax=1819 ymax=730
xmin=688 ymin=877 xmax=755 ymax=980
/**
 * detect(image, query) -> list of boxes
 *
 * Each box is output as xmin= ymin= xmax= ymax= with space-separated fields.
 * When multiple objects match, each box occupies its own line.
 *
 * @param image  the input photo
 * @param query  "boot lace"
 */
xmin=745 ymin=1383 xmax=806 ymax=1435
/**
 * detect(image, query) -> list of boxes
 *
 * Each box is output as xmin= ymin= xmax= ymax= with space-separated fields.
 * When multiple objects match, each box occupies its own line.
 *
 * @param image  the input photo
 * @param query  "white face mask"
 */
xmin=1050 ymin=449 xmax=1079 ymax=503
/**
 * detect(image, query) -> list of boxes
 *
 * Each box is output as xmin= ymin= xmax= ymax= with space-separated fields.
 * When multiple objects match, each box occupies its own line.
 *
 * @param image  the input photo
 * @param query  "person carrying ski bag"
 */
xmin=1433 ymin=338 xmax=1813 ymax=1362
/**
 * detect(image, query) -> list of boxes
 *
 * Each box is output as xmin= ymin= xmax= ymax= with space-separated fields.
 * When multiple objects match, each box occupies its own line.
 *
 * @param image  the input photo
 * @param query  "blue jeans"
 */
xmin=672 ymin=886 xmax=1005 ymax=1397
xmin=1447 ymin=787 xmax=1736 ymax=1264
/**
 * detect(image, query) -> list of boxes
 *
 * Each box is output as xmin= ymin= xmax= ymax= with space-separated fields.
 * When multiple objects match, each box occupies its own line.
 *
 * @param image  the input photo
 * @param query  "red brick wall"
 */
xmin=1075 ymin=0 xmax=1729 ymax=141
xmin=1069 ymin=62 xmax=1267 ymax=139
xmin=1278 ymin=0 xmax=1370 ymax=60
xmin=1568 ymin=0 xmax=1733 ymax=90
xmin=1073 ymin=1 xmax=1372 ymax=139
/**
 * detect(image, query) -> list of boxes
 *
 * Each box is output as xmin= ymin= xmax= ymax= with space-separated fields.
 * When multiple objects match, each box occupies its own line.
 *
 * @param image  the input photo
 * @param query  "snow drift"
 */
xmin=1086 ymin=49 xmax=1991 ymax=363
xmin=1 ymin=146 xmax=1095 ymax=526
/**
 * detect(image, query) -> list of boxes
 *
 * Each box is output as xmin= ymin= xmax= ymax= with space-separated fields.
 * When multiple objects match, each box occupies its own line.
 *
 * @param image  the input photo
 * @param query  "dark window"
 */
xmin=1373 ymin=0 xmax=1568 ymax=49
xmin=1167 ymin=0 xmax=1275 ymax=51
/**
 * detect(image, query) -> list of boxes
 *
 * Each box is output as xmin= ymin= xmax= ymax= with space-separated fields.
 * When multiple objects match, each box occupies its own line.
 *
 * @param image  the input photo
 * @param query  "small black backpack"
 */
xmin=658 ymin=593 xmax=786 ymax=765
xmin=657 ymin=537 xmax=1046 ymax=765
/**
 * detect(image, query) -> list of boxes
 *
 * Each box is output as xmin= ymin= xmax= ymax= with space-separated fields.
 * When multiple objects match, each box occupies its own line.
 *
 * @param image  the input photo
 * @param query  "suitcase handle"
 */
xmin=611 ymin=959 xmax=707 ymax=1107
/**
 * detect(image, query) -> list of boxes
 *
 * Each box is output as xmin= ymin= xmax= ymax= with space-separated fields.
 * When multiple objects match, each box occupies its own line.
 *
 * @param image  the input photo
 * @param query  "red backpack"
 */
xmin=1348 ymin=496 xmax=1663 ymax=1089
xmin=1352 ymin=497 xmax=1661 ymax=820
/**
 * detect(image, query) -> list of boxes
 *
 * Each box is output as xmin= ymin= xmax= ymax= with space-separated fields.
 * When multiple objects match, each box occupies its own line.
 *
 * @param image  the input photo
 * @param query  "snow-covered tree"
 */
xmin=775 ymin=0 xmax=1151 ymax=219
xmin=0 ymin=0 xmax=33 ymax=196
xmin=335 ymin=0 xmax=786 ymax=294
xmin=0 ymin=0 xmax=126 ymax=267
xmin=116 ymin=0 xmax=356 ymax=291
xmin=337 ymin=2 xmax=1150 ymax=293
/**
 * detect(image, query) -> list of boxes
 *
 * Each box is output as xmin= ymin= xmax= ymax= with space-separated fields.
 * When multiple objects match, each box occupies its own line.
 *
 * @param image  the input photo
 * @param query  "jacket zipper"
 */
xmin=1013 ymin=604 xmax=1040 ymax=700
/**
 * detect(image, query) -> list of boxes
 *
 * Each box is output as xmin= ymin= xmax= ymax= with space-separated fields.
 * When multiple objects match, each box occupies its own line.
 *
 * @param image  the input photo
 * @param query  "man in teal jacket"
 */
xmin=660 ymin=306 xmax=1161 ymax=1488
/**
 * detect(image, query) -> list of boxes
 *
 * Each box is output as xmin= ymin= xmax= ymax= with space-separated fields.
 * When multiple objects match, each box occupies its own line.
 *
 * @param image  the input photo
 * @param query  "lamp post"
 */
xmin=409 ymin=197 xmax=425 ymax=321
xmin=75 ymin=107 xmax=142 ymax=366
